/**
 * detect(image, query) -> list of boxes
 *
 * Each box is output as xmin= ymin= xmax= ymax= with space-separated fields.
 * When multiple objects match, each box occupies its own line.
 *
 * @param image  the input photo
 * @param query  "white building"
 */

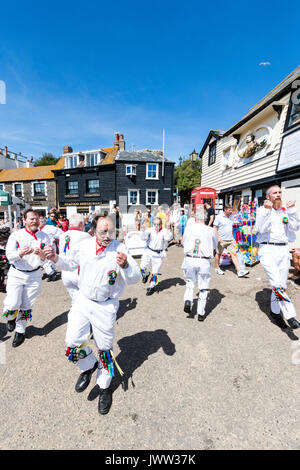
xmin=200 ymin=65 xmax=300 ymax=246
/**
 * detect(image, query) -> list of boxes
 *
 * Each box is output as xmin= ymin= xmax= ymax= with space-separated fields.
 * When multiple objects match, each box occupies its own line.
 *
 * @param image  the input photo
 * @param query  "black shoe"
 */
xmin=98 ymin=387 xmax=112 ymax=415
xmin=75 ymin=361 xmax=98 ymax=393
xmin=146 ymin=287 xmax=156 ymax=296
xmin=47 ymin=273 xmax=57 ymax=282
xmin=184 ymin=300 xmax=191 ymax=313
xmin=141 ymin=272 xmax=149 ymax=284
xmin=287 ymin=318 xmax=300 ymax=329
xmin=198 ymin=314 xmax=205 ymax=322
xmin=7 ymin=319 xmax=16 ymax=332
xmin=12 ymin=332 xmax=25 ymax=348
xmin=270 ymin=312 xmax=287 ymax=329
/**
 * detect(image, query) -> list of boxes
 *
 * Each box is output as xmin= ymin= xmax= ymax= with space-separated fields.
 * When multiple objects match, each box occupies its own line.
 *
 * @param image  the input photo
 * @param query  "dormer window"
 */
xmin=126 ymin=164 xmax=136 ymax=176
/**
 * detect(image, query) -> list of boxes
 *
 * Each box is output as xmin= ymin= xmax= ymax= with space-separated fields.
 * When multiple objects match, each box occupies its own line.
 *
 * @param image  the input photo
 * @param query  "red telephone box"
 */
xmin=190 ymin=186 xmax=217 ymax=211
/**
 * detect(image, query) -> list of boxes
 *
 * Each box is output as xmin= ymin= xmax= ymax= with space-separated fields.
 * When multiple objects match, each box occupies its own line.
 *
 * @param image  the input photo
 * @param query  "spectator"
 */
xmin=178 ymin=209 xmax=188 ymax=247
xmin=204 ymin=202 xmax=215 ymax=227
xmin=213 ymin=204 xmax=249 ymax=277
xmin=57 ymin=212 xmax=69 ymax=232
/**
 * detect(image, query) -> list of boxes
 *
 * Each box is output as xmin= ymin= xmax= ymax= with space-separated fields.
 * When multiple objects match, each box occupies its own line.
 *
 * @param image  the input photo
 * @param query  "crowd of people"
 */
xmin=1 ymin=185 xmax=300 ymax=415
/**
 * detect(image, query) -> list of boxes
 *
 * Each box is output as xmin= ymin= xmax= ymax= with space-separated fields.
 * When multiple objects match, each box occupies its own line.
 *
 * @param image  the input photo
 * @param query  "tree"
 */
xmin=174 ymin=159 xmax=202 ymax=204
xmin=34 ymin=153 xmax=59 ymax=166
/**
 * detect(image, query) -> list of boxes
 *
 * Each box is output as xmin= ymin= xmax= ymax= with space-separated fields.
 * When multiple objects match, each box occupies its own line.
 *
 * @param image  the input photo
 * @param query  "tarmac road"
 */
xmin=0 ymin=244 xmax=299 ymax=450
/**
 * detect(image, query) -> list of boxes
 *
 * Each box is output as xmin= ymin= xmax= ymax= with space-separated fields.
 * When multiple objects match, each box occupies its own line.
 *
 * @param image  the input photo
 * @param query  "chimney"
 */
xmin=114 ymin=132 xmax=120 ymax=149
xmin=119 ymin=134 xmax=125 ymax=151
xmin=63 ymin=146 xmax=73 ymax=154
xmin=4 ymin=146 xmax=7 ymax=157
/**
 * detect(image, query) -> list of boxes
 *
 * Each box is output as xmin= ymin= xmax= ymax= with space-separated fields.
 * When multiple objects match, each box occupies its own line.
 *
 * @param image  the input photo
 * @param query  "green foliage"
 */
xmin=174 ymin=159 xmax=201 ymax=204
xmin=33 ymin=153 xmax=59 ymax=167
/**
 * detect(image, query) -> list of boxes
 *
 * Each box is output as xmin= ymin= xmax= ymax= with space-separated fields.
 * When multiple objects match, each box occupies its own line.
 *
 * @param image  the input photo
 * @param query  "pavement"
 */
xmin=0 ymin=244 xmax=299 ymax=450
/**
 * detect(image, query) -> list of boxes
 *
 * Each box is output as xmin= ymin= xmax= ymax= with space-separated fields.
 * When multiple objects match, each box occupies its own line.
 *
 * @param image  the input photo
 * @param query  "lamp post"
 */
xmin=189 ymin=149 xmax=198 ymax=161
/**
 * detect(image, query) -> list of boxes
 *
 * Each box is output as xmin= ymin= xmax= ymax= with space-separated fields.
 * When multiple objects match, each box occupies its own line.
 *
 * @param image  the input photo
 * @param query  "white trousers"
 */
xmin=3 ymin=266 xmax=42 ymax=333
xmin=140 ymin=248 xmax=163 ymax=287
xmin=62 ymin=270 xmax=79 ymax=302
xmin=65 ymin=291 xmax=119 ymax=389
xmin=258 ymin=244 xmax=296 ymax=320
xmin=182 ymin=257 xmax=211 ymax=316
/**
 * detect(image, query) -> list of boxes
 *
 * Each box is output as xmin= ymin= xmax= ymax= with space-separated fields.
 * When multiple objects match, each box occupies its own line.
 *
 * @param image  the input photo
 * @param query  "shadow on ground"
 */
xmin=187 ymin=288 xmax=225 ymax=320
xmin=255 ymin=288 xmax=299 ymax=341
xmin=87 ymin=328 xmax=176 ymax=400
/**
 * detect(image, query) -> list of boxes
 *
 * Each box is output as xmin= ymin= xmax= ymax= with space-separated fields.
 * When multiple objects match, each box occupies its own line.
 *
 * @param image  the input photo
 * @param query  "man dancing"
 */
xmin=182 ymin=209 xmax=218 ymax=321
xmin=256 ymin=185 xmax=300 ymax=329
xmin=58 ymin=213 xmax=91 ymax=302
xmin=140 ymin=217 xmax=172 ymax=295
xmin=44 ymin=215 xmax=141 ymax=415
xmin=2 ymin=209 xmax=50 ymax=347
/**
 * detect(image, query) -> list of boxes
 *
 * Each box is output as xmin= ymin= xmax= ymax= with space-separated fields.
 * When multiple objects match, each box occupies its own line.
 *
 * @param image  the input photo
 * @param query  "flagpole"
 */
xmin=162 ymin=128 xmax=165 ymax=177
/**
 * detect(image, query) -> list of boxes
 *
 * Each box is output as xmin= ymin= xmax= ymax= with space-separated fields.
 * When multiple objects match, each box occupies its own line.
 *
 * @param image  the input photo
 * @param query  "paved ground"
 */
xmin=0 ymin=244 xmax=299 ymax=450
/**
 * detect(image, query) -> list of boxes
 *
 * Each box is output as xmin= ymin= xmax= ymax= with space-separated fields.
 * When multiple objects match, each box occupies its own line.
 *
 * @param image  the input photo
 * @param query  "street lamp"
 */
xmin=189 ymin=149 xmax=198 ymax=161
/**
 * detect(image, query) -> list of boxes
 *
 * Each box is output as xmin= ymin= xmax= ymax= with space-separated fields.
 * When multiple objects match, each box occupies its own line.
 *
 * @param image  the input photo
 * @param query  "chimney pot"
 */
xmin=119 ymin=134 xmax=125 ymax=151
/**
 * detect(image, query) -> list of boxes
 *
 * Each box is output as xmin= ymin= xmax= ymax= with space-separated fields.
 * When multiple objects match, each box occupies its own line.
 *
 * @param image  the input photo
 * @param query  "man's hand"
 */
xmin=43 ymin=245 xmax=58 ymax=263
xmin=286 ymin=200 xmax=296 ymax=209
xmin=263 ymin=199 xmax=273 ymax=210
xmin=19 ymin=247 xmax=34 ymax=258
xmin=117 ymin=251 xmax=128 ymax=268
xmin=33 ymin=247 xmax=46 ymax=261
xmin=166 ymin=222 xmax=171 ymax=229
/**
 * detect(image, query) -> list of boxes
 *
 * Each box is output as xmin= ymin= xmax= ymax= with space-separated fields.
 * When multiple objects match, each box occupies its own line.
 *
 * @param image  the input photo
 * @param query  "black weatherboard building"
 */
xmin=54 ymin=134 xmax=175 ymax=214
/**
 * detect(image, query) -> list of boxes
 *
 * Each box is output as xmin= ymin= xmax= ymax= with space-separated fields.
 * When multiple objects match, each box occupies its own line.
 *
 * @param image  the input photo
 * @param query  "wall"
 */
xmin=201 ymin=94 xmax=290 ymax=193
xmin=115 ymin=161 xmax=174 ymax=207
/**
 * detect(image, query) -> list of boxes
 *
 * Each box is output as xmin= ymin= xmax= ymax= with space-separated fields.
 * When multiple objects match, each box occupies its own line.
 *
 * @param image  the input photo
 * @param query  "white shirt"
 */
xmin=141 ymin=227 xmax=173 ymax=251
xmin=183 ymin=222 xmax=218 ymax=258
xmin=59 ymin=228 xmax=91 ymax=256
xmin=214 ymin=212 xmax=234 ymax=241
xmin=56 ymin=238 xmax=141 ymax=302
xmin=256 ymin=206 xmax=300 ymax=243
xmin=6 ymin=228 xmax=50 ymax=271
xmin=41 ymin=224 xmax=63 ymax=243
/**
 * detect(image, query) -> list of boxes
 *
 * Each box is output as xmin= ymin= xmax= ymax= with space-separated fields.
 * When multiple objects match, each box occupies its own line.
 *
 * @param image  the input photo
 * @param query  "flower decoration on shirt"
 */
xmin=16 ymin=241 xmax=19 ymax=249
xmin=40 ymin=243 xmax=45 ymax=249
xmin=193 ymin=239 xmax=201 ymax=255
xmin=282 ymin=217 xmax=288 ymax=225
xmin=64 ymin=235 xmax=70 ymax=253
xmin=108 ymin=270 xmax=117 ymax=285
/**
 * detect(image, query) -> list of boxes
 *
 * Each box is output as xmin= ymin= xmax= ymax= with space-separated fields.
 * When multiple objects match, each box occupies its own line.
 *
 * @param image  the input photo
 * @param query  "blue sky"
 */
xmin=0 ymin=0 xmax=299 ymax=164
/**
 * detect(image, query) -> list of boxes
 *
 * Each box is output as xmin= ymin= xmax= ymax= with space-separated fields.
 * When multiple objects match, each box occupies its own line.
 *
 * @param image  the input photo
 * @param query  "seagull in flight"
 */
xmin=259 ymin=61 xmax=271 ymax=66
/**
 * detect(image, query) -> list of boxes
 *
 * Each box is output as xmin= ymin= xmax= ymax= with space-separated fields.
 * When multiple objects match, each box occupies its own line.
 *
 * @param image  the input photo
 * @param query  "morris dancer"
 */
xmin=256 ymin=185 xmax=300 ymax=329
xmin=58 ymin=213 xmax=91 ymax=302
xmin=2 ymin=209 xmax=50 ymax=347
xmin=140 ymin=217 xmax=172 ymax=295
xmin=182 ymin=209 xmax=218 ymax=321
xmin=44 ymin=215 xmax=140 ymax=415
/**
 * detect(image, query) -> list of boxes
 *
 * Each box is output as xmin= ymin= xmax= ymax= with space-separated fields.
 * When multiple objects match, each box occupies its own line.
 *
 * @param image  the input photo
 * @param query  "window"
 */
xmin=208 ymin=142 xmax=216 ymax=165
xmin=146 ymin=190 xmax=158 ymax=205
xmin=0 ymin=184 xmax=5 ymax=191
xmin=33 ymin=182 xmax=45 ymax=196
xmin=14 ymin=183 xmax=22 ymax=197
xmin=86 ymin=179 xmax=100 ymax=194
xmin=85 ymin=153 xmax=99 ymax=167
xmin=67 ymin=156 xmax=78 ymax=169
xmin=67 ymin=181 xmax=79 ymax=195
xmin=288 ymin=103 xmax=300 ymax=128
xmin=128 ymin=190 xmax=139 ymax=205
xmin=13 ymin=183 xmax=23 ymax=197
xmin=146 ymin=163 xmax=158 ymax=179
xmin=126 ymin=165 xmax=136 ymax=176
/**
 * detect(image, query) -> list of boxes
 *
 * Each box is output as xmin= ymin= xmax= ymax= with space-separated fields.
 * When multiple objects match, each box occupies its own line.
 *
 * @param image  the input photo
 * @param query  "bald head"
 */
xmin=95 ymin=216 xmax=114 ymax=246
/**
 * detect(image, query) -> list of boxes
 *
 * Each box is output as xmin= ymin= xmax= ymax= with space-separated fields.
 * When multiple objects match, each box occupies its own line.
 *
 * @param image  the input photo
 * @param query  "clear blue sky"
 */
xmin=0 ymin=0 xmax=299 ymax=164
